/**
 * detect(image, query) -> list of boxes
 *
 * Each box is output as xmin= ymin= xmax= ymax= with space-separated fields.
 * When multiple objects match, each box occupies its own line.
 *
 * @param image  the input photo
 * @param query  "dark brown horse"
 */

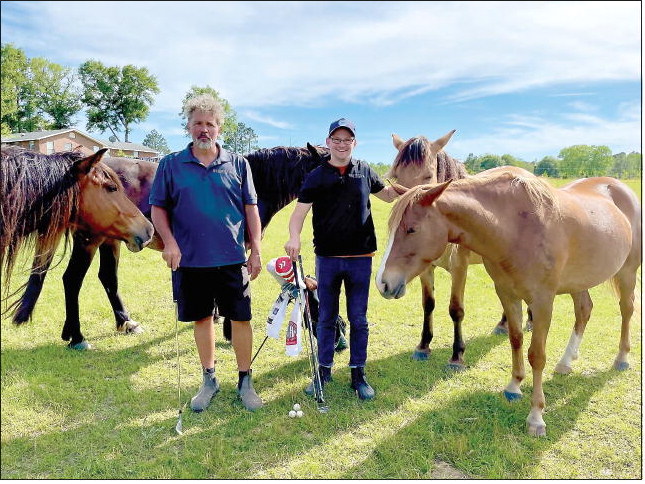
xmin=1 ymin=147 xmax=154 ymax=347
xmin=9 ymin=144 xmax=332 ymax=348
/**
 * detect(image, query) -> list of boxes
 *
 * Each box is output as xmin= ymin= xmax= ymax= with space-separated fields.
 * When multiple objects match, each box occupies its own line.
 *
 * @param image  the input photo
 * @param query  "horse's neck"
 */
xmin=438 ymin=186 xmax=511 ymax=260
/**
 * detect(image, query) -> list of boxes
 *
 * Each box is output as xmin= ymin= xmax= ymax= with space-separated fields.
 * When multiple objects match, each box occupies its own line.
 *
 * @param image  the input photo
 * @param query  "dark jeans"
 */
xmin=315 ymin=255 xmax=372 ymax=368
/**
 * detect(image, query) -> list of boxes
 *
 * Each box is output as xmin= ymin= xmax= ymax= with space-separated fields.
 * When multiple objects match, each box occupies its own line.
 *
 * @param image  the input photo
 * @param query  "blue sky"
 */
xmin=1 ymin=1 xmax=641 ymax=164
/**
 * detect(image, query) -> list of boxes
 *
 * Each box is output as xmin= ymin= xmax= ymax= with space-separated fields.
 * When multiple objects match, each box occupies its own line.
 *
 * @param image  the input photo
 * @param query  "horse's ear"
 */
xmin=392 ymin=134 xmax=405 ymax=151
xmin=431 ymin=130 xmax=456 ymax=154
xmin=74 ymin=148 xmax=108 ymax=175
xmin=393 ymin=183 xmax=410 ymax=195
xmin=306 ymin=142 xmax=322 ymax=162
xmin=387 ymin=180 xmax=410 ymax=195
xmin=419 ymin=179 xmax=452 ymax=206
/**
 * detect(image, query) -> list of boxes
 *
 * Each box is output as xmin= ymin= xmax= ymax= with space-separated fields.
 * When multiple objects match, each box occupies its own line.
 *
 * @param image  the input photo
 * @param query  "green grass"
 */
xmin=1 ymin=179 xmax=641 ymax=479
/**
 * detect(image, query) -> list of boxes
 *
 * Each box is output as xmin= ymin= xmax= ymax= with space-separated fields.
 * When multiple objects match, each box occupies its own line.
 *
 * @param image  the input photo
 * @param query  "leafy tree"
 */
xmin=143 ymin=129 xmax=171 ymax=155
xmin=180 ymin=85 xmax=237 ymax=137
xmin=1 ymin=43 xmax=27 ymax=134
xmin=30 ymin=56 xmax=82 ymax=129
xmin=478 ymin=154 xmax=502 ymax=171
xmin=1 ymin=43 xmax=48 ymax=132
xmin=611 ymin=152 xmax=642 ymax=179
xmin=464 ymin=153 xmax=480 ymax=174
xmin=1 ymin=44 xmax=82 ymax=133
xmin=624 ymin=152 xmax=642 ymax=179
xmin=223 ymin=122 xmax=259 ymax=153
xmin=534 ymin=156 xmax=559 ymax=177
xmin=501 ymin=154 xmax=533 ymax=172
xmin=559 ymin=145 xmax=612 ymax=178
xmin=79 ymin=60 xmax=159 ymax=142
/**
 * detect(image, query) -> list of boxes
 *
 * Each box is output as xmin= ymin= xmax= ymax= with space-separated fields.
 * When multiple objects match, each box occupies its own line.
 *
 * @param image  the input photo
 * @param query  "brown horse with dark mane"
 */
xmin=377 ymin=156 xmax=641 ymax=436
xmin=8 ymin=144 xmax=332 ymax=348
xmin=386 ymin=131 xmax=537 ymax=368
xmin=1 ymin=147 xmax=154 ymax=347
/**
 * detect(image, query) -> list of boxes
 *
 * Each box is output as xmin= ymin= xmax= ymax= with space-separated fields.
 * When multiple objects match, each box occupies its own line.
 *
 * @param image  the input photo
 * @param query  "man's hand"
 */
xmin=247 ymin=250 xmax=262 ymax=280
xmin=284 ymin=236 xmax=301 ymax=261
xmin=162 ymin=239 xmax=181 ymax=271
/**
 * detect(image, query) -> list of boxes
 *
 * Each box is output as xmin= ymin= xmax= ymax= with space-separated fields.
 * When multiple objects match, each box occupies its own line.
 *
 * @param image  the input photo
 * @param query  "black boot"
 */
xmin=304 ymin=365 xmax=332 ymax=397
xmin=351 ymin=367 xmax=375 ymax=401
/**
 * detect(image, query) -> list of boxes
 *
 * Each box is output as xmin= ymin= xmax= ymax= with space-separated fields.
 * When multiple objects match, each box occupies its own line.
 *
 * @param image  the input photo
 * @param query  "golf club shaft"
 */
xmin=175 ymin=300 xmax=184 ymax=434
xmin=295 ymin=256 xmax=327 ymax=409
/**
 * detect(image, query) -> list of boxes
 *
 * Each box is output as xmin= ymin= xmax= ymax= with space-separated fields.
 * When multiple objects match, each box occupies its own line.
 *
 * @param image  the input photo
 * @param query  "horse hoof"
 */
xmin=492 ymin=325 xmax=508 ymax=335
xmin=67 ymin=340 xmax=92 ymax=350
xmin=445 ymin=362 xmax=466 ymax=372
xmin=613 ymin=361 xmax=630 ymax=371
xmin=412 ymin=350 xmax=429 ymax=361
xmin=553 ymin=363 xmax=572 ymax=375
xmin=527 ymin=423 xmax=546 ymax=437
xmin=503 ymin=390 xmax=522 ymax=401
xmin=119 ymin=321 xmax=144 ymax=335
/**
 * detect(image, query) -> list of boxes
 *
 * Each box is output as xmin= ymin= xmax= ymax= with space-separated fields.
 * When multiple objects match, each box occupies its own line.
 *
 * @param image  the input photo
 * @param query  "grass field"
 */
xmin=1 ymin=178 xmax=641 ymax=479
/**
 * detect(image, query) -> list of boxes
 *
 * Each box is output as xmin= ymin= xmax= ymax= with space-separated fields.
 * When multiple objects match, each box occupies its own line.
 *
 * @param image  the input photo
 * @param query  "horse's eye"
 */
xmin=105 ymin=184 xmax=118 ymax=193
xmin=406 ymin=227 xmax=416 ymax=234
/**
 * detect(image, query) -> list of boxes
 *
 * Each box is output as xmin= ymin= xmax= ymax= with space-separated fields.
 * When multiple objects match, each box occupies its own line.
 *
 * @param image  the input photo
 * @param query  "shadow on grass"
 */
xmin=1 ymin=328 xmax=502 ymax=479
xmin=1 ymin=324 xmax=639 ymax=479
xmin=336 ymin=367 xmax=632 ymax=479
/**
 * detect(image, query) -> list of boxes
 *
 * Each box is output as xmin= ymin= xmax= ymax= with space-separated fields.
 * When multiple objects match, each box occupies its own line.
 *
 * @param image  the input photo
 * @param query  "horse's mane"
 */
xmin=388 ymin=168 xmax=560 ymax=234
xmin=244 ymin=145 xmax=330 ymax=211
xmin=1 ymin=146 xmax=87 ymax=295
xmin=388 ymin=183 xmax=432 ymax=234
xmin=386 ymin=136 xmax=468 ymax=183
xmin=458 ymin=168 xmax=560 ymax=217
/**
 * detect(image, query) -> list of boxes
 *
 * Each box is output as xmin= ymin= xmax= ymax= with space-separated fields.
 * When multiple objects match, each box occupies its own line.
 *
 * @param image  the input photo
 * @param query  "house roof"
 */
xmin=103 ymin=140 xmax=159 ymax=154
xmin=1 ymin=128 xmax=159 ymax=154
xmin=1 ymin=128 xmax=106 ymax=146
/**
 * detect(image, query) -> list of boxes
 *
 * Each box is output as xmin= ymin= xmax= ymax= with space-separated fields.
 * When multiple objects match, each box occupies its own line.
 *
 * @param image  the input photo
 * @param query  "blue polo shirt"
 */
xmin=297 ymin=158 xmax=385 ymax=256
xmin=149 ymin=143 xmax=257 ymax=268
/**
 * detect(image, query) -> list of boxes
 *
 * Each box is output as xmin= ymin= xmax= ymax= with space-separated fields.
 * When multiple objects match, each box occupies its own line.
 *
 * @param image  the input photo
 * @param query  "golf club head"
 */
xmin=317 ymin=403 xmax=330 ymax=414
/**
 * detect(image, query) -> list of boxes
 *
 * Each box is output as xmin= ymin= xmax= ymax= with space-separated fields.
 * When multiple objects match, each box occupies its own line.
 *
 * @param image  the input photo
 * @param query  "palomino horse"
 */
xmin=8 ymin=144 xmax=332 ymax=348
xmin=377 ymin=164 xmax=641 ymax=436
xmin=1 ymin=147 xmax=154 ymax=347
xmin=386 ymin=131 xmax=529 ymax=369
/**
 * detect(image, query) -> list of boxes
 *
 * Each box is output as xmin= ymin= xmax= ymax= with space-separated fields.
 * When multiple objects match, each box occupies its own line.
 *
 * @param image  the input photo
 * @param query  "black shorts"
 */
xmin=172 ymin=264 xmax=252 ymax=322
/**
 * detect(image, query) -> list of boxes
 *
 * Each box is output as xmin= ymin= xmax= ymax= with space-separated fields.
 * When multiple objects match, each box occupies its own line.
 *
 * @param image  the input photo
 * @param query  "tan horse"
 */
xmin=386 ymin=131 xmax=522 ymax=370
xmin=376 ymin=166 xmax=641 ymax=436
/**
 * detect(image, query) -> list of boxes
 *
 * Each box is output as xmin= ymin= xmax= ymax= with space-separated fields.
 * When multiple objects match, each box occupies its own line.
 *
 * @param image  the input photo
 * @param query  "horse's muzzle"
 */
xmin=377 ymin=278 xmax=407 ymax=299
xmin=125 ymin=222 xmax=154 ymax=252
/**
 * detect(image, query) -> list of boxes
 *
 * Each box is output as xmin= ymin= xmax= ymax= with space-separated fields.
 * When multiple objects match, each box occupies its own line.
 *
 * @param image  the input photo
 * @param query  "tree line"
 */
xmin=2 ymin=43 xmax=641 ymax=178
xmin=463 ymin=148 xmax=641 ymax=179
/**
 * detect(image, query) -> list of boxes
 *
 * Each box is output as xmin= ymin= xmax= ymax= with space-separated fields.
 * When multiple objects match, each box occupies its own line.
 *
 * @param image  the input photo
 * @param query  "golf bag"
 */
xmin=266 ymin=257 xmax=347 ymax=352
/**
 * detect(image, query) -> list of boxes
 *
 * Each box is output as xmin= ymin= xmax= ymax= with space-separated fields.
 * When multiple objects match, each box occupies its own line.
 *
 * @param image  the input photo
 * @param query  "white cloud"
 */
xmin=2 ymin=1 xmax=640 ymax=161
xmin=242 ymin=111 xmax=293 ymax=129
xmin=3 ymin=1 xmax=639 ymax=109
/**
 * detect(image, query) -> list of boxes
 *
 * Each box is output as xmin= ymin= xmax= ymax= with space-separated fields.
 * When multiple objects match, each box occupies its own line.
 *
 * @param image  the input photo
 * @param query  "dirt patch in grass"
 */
xmin=430 ymin=460 xmax=471 ymax=479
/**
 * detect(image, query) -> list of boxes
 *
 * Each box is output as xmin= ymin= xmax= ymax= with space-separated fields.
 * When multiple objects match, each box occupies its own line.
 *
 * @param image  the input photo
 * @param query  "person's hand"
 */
xmin=284 ymin=237 xmax=300 ymax=261
xmin=162 ymin=239 xmax=181 ymax=271
xmin=247 ymin=250 xmax=262 ymax=280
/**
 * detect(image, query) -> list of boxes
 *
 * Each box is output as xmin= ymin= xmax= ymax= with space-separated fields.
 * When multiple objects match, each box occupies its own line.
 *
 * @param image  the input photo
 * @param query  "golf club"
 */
xmin=174 ymin=300 xmax=186 ymax=435
xmin=295 ymin=255 xmax=329 ymax=413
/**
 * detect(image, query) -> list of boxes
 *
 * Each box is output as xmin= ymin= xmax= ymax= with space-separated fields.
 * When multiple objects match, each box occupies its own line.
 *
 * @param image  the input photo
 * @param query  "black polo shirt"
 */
xmin=297 ymin=158 xmax=385 ymax=256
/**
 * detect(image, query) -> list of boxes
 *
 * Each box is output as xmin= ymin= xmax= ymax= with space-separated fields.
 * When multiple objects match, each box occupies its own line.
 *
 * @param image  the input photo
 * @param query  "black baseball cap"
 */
xmin=328 ymin=118 xmax=356 ymax=137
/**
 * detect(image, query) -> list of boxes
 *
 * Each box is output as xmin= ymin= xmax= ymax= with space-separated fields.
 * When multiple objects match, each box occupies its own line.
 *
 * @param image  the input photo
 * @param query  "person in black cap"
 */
xmin=284 ymin=118 xmax=399 ymax=400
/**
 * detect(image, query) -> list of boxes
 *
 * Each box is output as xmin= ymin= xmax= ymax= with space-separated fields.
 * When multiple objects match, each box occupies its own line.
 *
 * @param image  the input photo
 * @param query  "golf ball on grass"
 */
xmin=293 ymin=403 xmax=301 ymax=411
xmin=288 ymin=410 xmax=297 ymax=418
xmin=296 ymin=410 xmax=304 ymax=418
